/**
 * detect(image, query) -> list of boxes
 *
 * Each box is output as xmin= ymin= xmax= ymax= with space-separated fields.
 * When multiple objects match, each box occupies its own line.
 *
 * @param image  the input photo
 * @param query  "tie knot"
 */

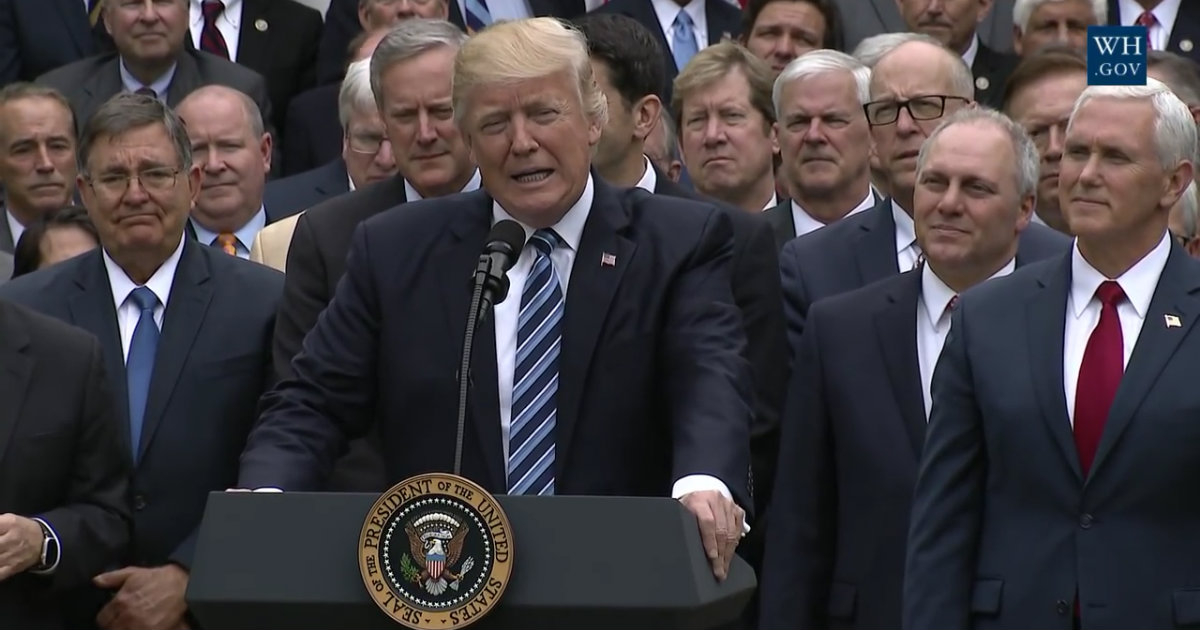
xmin=946 ymin=294 xmax=959 ymax=314
xmin=203 ymin=0 xmax=225 ymax=19
xmin=1096 ymin=280 xmax=1126 ymax=307
xmin=215 ymin=232 xmax=238 ymax=255
xmin=1136 ymin=10 xmax=1157 ymax=27
xmin=528 ymin=229 xmax=561 ymax=256
xmin=129 ymin=286 xmax=158 ymax=312
xmin=674 ymin=10 xmax=693 ymax=29
xmin=134 ymin=87 xmax=156 ymax=98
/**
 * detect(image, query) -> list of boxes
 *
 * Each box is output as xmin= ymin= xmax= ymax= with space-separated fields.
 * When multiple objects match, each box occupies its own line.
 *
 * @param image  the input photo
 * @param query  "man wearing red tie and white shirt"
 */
xmin=904 ymin=79 xmax=1200 ymax=628
xmin=1109 ymin=0 xmax=1200 ymax=64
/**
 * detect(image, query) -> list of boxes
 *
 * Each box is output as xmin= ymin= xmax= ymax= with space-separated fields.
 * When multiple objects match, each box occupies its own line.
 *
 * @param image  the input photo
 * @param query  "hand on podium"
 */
xmin=679 ymin=490 xmax=745 ymax=582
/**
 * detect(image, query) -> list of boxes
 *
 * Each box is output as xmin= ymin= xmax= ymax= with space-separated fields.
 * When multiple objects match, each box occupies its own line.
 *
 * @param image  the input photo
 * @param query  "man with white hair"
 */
xmin=906 ymin=79 xmax=1200 ymax=629
xmin=763 ymin=49 xmax=879 ymax=250
xmin=1011 ymin=0 xmax=1105 ymax=55
xmin=761 ymin=107 xmax=1056 ymax=630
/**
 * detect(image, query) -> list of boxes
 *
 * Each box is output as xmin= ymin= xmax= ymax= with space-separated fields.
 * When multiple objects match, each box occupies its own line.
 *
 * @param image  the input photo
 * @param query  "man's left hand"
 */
xmin=0 ymin=514 xmax=44 ymax=581
xmin=94 ymin=564 xmax=189 ymax=630
xmin=679 ymin=490 xmax=744 ymax=581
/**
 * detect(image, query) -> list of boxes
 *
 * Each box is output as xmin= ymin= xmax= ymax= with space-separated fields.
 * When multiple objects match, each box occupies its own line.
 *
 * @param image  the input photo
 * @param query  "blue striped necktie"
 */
xmin=507 ymin=229 xmax=563 ymax=496
xmin=464 ymin=0 xmax=492 ymax=33
xmin=126 ymin=287 xmax=160 ymax=463
xmin=672 ymin=10 xmax=699 ymax=71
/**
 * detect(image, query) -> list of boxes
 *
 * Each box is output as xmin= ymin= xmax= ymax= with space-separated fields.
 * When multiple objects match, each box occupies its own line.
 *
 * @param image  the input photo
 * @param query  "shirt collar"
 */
xmin=5 ymin=209 xmax=24 ymax=246
xmin=492 ymin=174 xmax=594 ymax=254
xmin=892 ymin=198 xmax=916 ymax=254
xmin=119 ymin=58 xmax=177 ymax=100
xmin=1120 ymin=0 xmax=1181 ymax=30
xmin=403 ymin=169 xmax=482 ymax=202
xmin=191 ymin=0 xmax=242 ymax=26
xmin=189 ymin=206 xmax=266 ymax=253
xmin=789 ymin=188 xmax=875 ymax=234
xmin=762 ymin=193 xmax=779 ymax=212
xmin=348 ymin=171 xmax=357 ymax=192
xmin=634 ymin=155 xmax=658 ymax=193
xmin=961 ymin=33 xmax=980 ymax=67
xmin=651 ymin=0 xmax=706 ymax=38
xmin=1070 ymin=231 xmax=1171 ymax=319
xmin=103 ymin=234 xmax=185 ymax=309
xmin=920 ymin=257 xmax=1016 ymax=328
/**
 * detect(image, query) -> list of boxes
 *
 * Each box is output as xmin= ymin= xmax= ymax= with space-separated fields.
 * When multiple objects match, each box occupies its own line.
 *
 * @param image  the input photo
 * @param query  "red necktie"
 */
xmin=1073 ymin=280 xmax=1126 ymax=476
xmin=201 ymin=0 xmax=230 ymax=59
xmin=1136 ymin=11 xmax=1158 ymax=50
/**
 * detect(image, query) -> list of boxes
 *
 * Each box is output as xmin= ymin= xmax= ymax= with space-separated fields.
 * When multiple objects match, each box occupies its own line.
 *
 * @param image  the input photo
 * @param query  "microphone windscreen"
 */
xmin=485 ymin=219 xmax=528 ymax=266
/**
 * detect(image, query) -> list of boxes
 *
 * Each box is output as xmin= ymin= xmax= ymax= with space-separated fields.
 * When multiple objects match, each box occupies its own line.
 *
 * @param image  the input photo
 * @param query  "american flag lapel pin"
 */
xmin=601 ymin=252 xmax=617 ymax=267
xmin=1165 ymin=314 xmax=1182 ymax=328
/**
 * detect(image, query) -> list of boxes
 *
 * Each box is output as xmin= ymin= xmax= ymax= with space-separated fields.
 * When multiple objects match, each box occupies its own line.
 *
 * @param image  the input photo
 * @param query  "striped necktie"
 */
xmin=201 ymin=0 xmax=231 ymax=59
xmin=507 ymin=229 xmax=563 ymax=496
xmin=464 ymin=0 xmax=492 ymax=34
xmin=215 ymin=233 xmax=238 ymax=256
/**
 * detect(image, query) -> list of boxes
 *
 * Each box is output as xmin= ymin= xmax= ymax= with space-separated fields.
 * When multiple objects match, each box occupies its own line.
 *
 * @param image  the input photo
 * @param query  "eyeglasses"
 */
xmin=863 ymin=95 xmax=970 ymax=126
xmin=347 ymin=133 xmax=391 ymax=155
xmin=87 ymin=167 xmax=180 ymax=198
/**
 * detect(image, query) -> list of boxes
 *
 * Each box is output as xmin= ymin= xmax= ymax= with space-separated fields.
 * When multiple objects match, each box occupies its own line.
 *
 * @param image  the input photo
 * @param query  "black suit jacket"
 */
xmin=1108 ymin=0 xmax=1200 ymax=65
xmin=222 ymin=0 xmax=321 ymax=139
xmin=264 ymin=158 xmax=350 ymax=219
xmin=239 ymin=177 xmax=753 ymax=514
xmin=597 ymin=0 xmax=742 ymax=105
xmin=0 ymin=0 xmax=106 ymax=84
xmin=906 ymin=245 xmax=1200 ymax=629
xmin=778 ymin=197 xmax=1071 ymax=350
xmin=762 ymin=191 xmax=882 ymax=252
xmin=0 ymin=299 xmax=129 ymax=629
xmin=972 ymin=42 xmax=1018 ymax=108
xmin=0 ymin=213 xmax=13 ymax=254
xmin=281 ymin=83 xmax=340 ymax=176
xmin=0 ymin=240 xmax=282 ymax=572
xmin=37 ymin=48 xmax=274 ymax=146
xmin=760 ymin=249 xmax=1061 ymax=630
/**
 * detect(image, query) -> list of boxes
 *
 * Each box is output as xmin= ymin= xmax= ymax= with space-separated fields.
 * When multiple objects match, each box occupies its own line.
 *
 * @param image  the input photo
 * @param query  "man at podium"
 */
xmin=237 ymin=16 xmax=752 ymax=581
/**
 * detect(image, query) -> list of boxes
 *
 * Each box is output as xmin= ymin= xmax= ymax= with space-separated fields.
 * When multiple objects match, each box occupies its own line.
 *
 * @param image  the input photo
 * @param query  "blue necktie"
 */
xmin=672 ymin=10 xmax=699 ymax=71
xmin=464 ymin=0 xmax=492 ymax=33
xmin=126 ymin=287 xmax=159 ymax=463
xmin=508 ymin=229 xmax=563 ymax=496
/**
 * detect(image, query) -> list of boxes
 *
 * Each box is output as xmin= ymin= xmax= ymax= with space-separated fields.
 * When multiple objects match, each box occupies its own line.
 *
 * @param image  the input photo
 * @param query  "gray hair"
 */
xmin=1181 ymin=180 xmax=1199 ymax=238
xmin=339 ymin=58 xmax=376 ymax=129
xmin=773 ymin=49 xmax=872 ymax=117
xmin=369 ymin=19 xmax=467 ymax=112
xmin=852 ymin=32 xmax=941 ymax=68
xmin=916 ymin=107 xmax=1040 ymax=198
xmin=873 ymin=39 xmax=975 ymax=99
xmin=1071 ymin=80 xmax=1198 ymax=169
xmin=177 ymin=84 xmax=265 ymax=138
xmin=1013 ymin=0 xmax=1105 ymax=33
xmin=658 ymin=108 xmax=680 ymax=161
xmin=78 ymin=92 xmax=192 ymax=176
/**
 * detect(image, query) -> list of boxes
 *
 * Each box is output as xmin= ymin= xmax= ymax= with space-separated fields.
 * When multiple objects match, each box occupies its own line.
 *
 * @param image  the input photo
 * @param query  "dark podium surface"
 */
xmin=187 ymin=492 xmax=756 ymax=629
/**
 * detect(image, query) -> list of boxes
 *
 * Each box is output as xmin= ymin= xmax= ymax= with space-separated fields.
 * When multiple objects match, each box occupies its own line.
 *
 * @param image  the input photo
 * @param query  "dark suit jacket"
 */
xmin=224 ymin=0 xmax=322 ymax=139
xmin=37 ymin=48 xmax=274 ymax=147
xmin=0 ymin=251 xmax=11 ymax=281
xmin=905 ymin=245 xmax=1200 ymax=629
xmin=281 ymin=83 xmax=339 ymax=176
xmin=0 ymin=299 xmax=129 ymax=629
xmin=0 ymin=240 xmax=282 ymax=573
xmin=1108 ymin=0 xmax=1200 ymax=65
xmin=264 ymin=158 xmax=350 ymax=219
xmin=760 ymin=250 xmax=1062 ymax=630
xmin=834 ymin=0 xmax=1016 ymax=53
xmin=0 ymin=0 xmax=105 ymax=84
xmin=239 ymin=178 xmax=754 ymax=513
xmin=0 ymin=214 xmax=13 ymax=254
xmin=778 ymin=196 xmax=1071 ymax=350
xmin=762 ymin=191 xmax=882 ymax=252
xmin=973 ymin=42 xmax=1018 ymax=109
xmin=595 ymin=0 xmax=742 ymax=105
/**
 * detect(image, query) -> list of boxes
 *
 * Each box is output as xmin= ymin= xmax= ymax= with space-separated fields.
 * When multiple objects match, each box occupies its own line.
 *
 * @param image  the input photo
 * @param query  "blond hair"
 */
xmin=452 ymin=17 xmax=607 ymax=129
xmin=671 ymin=41 xmax=776 ymax=133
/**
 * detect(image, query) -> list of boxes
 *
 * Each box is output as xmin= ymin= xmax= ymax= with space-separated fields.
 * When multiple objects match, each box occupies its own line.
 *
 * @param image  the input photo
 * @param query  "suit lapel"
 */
xmin=236 ymin=0 xmax=271 ymax=69
xmin=874 ymin=272 xmax=927 ymax=458
xmin=1167 ymin=1 xmax=1200 ymax=56
xmin=1027 ymin=254 xmax=1082 ymax=481
xmin=316 ymin=159 xmax=349 ymax=197
xmin=166 ymin=51 xmax=203 ymax=107
xmin=1090 ymin=247 xmax=1200 ymax=476
xmin=83 ymin=57 xmax=124 ymax=125
xmin=704 ymin=1 xmax=734 ymax=44
xmin=855 ymin=199 xmax=901 ymax=284
xmin=0 ymin=309 xmax=32 ymax=465
xmin=0 ymin=213 xmax=13 ymax=252
xmin=52 ymin=0 xmax=92 ymax=56
xmin=67 ymin=252 xmax=131 ymax=454
xmin=438 ymin=194 xmax=504 ymax=491
xmin=137 ymin=241 xmax=214 ymax=460
xmin=557 ymin=179 xmax=636 ymax=470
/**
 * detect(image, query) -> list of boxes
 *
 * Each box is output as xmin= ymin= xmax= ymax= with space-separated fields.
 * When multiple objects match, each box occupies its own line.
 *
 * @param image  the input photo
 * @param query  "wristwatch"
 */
xmin=33 ymin=519 xmax=59 ymax=572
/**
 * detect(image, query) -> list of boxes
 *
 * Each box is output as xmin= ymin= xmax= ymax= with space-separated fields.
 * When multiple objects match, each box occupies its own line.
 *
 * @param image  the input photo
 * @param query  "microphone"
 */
xmin=454 ymin=220 xmax=527 ymax=475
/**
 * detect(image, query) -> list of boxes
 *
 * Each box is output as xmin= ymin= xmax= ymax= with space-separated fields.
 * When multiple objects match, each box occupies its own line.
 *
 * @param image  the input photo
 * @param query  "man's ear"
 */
xmin=632 ymin=95 xmax=664 ymax=142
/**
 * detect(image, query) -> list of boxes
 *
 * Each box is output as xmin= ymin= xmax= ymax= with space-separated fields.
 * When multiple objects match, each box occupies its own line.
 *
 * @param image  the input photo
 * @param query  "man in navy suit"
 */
xmin=238 ymin=17 xmax=752 ymax=580
xmin=0 ymin=0 xmax=106 ymax=84
xmin=778 ymin=35 xmax=1068 ymax=348
xmin=0 ymin=93 xmax=283 ymax=630
xmin=1108 ymin=0 xmax=1200 ymax=66
xmin=760 ymin=108 xmax=1065 ymax=630
xmin=905 ymin=80 xmax=1199 ymax=628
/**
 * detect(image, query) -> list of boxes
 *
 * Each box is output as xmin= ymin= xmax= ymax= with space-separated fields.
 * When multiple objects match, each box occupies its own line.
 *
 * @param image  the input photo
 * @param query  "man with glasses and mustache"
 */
xmin=778 ymin=34 xmax=1066 ymax=345
xmin=0 ymin=93 xmax=283 ymax=630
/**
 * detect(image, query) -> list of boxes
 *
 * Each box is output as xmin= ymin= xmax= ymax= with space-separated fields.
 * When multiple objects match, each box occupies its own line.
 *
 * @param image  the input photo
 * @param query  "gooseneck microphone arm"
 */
xmin=453 ymin=220 xmax=526 ymax=476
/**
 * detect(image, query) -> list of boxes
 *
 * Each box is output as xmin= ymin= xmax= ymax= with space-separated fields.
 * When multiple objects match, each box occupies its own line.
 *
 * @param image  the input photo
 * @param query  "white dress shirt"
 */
xmin=761 ymin=193 xmax=778 ymax=212
xmin=103 ymin=236 xmax=185 ymax=361
xmin=634 ymin=155 xmax=658 ymax=192
xmin=190 ymin=207 xmax=267 ymax=259
xmin=1119 ymin=0 xmax=1181 ymax=51
xmin=403 ymin=169 xmax=482 ymax=202
xmin=190 ymin=0 xmax=243 ymax=61
xmin=457 ymin=0 xmax=533 ymax=21
xmin=961 ymin=33 xmax=980 ymax=67
xmin=650 ymin=0 xmax=709 ymax=55
xmin=892 ymin=200 xmax=921 ymax=272
xmin=1063 ymin=232 xmax=1170 ymax=427
xmin=118 ymin=59 xmax=177 ymax=101
xmin=5 ymin=209 xmax=25 ymax=247
xmin=492 ymin=174 xmax=746 ymax=526
xmin=790 ymin=189 xmax=875 ymax=238
xmin=917 ymin=259 xmax=1015 ymax=418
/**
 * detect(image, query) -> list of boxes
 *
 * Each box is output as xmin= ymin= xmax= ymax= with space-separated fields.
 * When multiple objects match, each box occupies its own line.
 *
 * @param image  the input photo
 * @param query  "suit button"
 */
xmin=1080 ymin=513 xmax=1093 ymax=528
xmin=133 ymin=494 xmax=147 ymax=511
xmin=1056 ymin=600 xmax=1070 ymax=615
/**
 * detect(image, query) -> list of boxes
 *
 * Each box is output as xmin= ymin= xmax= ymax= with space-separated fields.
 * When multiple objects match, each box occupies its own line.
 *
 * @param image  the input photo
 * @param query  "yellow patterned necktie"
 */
xmin=216 ymin=233 xmax=238 ymax=256
xmin=89 ymin=0 xmax=103 ymax=27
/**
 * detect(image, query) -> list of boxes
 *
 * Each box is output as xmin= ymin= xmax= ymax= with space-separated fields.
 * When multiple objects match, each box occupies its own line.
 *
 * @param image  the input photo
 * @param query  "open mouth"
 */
xmin=513 ymin=169 xmax=552 ymax=184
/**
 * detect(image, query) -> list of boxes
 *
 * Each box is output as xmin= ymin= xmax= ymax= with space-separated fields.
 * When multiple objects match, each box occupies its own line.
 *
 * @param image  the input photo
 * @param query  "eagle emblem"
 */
xmin=403 ymin=513 xmax=476 ymax=595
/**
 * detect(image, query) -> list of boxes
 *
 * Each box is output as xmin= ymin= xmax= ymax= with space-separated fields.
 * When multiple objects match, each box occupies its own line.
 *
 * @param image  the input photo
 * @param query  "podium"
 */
xmin=186 ymin=491 xmax=756 ymax=629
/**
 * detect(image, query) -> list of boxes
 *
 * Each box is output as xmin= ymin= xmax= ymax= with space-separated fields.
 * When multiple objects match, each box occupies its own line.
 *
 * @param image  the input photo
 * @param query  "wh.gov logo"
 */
xmin=1088 ymin=25 xmax=1148 ymax=86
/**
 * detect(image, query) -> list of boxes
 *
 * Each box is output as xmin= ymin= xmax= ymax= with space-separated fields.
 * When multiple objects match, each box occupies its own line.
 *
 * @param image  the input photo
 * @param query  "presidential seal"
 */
xmin=359 ymin=474 xmax=513 ymax=629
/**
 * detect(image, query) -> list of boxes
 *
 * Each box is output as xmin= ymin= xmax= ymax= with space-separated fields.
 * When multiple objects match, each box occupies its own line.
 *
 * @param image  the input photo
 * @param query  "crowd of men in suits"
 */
xmin=1 ymin=0 xmax=1200 ymax=629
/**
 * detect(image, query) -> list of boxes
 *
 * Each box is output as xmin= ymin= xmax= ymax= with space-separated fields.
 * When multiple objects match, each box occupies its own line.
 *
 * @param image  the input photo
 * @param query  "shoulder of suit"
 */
xmin=782 ymin=201 xmax=877 ymax=259
xmin=0 ymin=253 xmax=82 ymax=304
xmin=303 ymin=179 xmax=404 ymax=228
xmin=37 ymin=53 xmax=113 ymax=85
xmin=198 ymin=242 xmax=285 ymax=288
xmin=0 ymin=298 xmax=97 ymax=349
xmin=193 ymin=49 xmax=269 ymax=87
xmin=809 ymin=269 xmax=906 ymax=322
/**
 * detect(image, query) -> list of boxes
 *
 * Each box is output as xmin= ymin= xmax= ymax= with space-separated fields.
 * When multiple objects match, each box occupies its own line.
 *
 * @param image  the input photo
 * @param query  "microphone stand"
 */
xmin=453 ymin=255 xmax=508 ymax=476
